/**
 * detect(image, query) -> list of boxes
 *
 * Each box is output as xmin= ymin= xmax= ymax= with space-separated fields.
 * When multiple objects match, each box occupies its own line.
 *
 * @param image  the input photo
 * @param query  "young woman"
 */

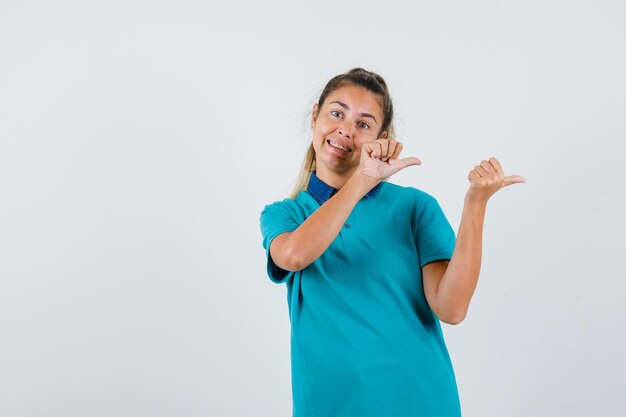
xmin=260 ymin=67 xmax=525 ymax=417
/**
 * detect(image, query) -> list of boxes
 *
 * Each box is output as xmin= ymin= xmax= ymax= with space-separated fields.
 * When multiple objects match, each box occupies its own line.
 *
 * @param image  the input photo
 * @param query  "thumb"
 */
xmin=502 ymin=175 xmax=527 ymax=187
xmin=392 ymin=156 xmax=422 ymax=170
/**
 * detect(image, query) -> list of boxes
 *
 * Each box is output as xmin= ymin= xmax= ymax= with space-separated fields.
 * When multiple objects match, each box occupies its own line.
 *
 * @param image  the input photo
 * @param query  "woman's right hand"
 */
xmin=357 ymin=138 xmax=422 ymax=182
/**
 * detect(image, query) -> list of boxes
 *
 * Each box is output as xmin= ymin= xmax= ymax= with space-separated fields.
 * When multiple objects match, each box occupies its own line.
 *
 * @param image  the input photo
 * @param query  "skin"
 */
xmin=271 ymin=83 xmax=527 ymax=325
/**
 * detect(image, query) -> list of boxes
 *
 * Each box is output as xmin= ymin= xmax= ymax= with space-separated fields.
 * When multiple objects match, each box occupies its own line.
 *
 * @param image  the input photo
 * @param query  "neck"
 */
xmin=315 ymin=165 xmax=356 ymax=190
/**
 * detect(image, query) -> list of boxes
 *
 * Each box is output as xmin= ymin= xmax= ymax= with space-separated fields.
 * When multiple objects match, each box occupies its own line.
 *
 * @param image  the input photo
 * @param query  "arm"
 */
xmin=270 ymin=138 xmax=421 ymax=273
xmin=270 ymin=172 xmax=379 ymax=271
xmin=422 ymin=156 xmax=525 ymax=325
xmin=422 ymin=201 xmax=486 ymax=325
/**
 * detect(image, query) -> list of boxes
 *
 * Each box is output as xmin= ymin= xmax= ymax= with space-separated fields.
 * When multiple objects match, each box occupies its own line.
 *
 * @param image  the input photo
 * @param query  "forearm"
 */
xmin=288 ymin=173 xmax=379 ymax=269
xmin=436 ymin=198 xmax=487 ymax=322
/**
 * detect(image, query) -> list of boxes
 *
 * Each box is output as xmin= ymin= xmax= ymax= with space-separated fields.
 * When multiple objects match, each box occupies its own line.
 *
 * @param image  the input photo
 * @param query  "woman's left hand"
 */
xmin=465 ymin=157 xmax=526 ymax=205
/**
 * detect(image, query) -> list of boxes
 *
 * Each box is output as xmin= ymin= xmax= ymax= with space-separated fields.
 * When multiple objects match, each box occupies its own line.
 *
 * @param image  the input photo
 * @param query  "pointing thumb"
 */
xmin=393 ymin=157 xmax=422 ymax=169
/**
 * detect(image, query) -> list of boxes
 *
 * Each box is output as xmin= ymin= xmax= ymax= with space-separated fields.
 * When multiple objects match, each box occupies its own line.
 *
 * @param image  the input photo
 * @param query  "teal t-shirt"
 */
xmin=259 ymin=172 xmax=461 ymax=417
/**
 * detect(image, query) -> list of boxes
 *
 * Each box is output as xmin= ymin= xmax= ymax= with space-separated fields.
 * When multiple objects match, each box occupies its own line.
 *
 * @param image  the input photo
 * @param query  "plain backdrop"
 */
xmin=1 ymin=1 xmax=624 ymax=416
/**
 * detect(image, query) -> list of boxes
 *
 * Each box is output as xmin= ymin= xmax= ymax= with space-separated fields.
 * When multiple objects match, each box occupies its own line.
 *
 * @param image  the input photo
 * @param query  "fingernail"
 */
xmin=389 ymin=158 xmax=396 ymax=165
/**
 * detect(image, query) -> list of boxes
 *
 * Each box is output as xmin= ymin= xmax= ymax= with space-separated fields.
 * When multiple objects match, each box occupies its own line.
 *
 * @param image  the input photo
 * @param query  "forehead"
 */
xmin=325 ymin=84 xmax=382 ymax=115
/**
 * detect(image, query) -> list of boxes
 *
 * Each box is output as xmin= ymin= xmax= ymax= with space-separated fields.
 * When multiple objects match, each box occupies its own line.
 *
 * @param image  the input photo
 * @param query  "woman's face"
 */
xmin=311 ymin=84 xmax=385 ymax=175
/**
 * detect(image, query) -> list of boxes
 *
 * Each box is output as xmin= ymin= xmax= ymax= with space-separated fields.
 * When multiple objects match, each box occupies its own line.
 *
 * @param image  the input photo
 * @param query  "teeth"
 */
xmin=329 ymin=140 xmax=349 ymax=151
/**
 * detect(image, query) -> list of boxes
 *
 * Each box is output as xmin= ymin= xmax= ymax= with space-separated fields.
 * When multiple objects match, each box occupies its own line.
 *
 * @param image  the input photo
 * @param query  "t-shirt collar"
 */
xmin=306 ymin=170 xmax=382 ymax=205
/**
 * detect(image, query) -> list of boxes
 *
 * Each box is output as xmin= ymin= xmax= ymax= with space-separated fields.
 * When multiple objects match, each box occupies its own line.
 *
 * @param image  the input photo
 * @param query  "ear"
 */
xmin=380 ymin=130 xmax=388 ymax=139
xmin=311 ymin=103 xmax=319 ymax=128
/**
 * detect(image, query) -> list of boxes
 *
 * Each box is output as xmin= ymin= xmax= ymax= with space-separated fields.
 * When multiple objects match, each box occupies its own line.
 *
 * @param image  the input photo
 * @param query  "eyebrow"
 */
xmin=329 ymin=101 xmax=378 ymax=123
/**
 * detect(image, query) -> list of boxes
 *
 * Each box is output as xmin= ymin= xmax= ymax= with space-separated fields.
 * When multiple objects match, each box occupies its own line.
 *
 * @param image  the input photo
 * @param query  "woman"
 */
xmin=259 ymin=67 xmax=526 ymax=417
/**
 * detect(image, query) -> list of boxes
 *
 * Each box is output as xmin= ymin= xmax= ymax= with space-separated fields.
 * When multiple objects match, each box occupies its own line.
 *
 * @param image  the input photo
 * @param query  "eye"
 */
xmin=331 ymin=110 xmax=343 ymax=118
xmin=358 ymin=122 xmax=370 ymax=130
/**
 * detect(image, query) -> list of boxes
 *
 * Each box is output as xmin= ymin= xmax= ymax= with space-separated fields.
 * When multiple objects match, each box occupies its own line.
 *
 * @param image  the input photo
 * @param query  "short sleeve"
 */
xmin=259 ymin=202 xmax=300 ymax=284
xmin=414 ymin=196 xmax=456 ymax=268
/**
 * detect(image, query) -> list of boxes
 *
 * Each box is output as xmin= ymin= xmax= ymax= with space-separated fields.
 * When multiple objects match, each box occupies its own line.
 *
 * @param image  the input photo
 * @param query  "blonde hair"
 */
xmin=287 ymin=67 xmax=397 ymax=200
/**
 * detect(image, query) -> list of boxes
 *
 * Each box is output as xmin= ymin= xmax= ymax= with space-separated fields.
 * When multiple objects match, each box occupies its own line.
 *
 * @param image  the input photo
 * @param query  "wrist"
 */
xmin=464 ymin=194 xmax=488 ymax=210
xmin=349 ymin=172 xmax=380 ymax=195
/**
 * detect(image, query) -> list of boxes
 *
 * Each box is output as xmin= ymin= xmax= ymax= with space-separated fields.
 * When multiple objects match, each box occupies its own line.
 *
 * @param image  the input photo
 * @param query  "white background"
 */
xmin=1 ymin=1 xmax=624 ymax=416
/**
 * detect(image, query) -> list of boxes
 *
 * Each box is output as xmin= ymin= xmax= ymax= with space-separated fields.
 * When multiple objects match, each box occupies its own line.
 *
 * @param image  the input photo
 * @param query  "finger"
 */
xmin=468 ymin=170 xmax=480 ymax=181
xmin=488 ymin=157 xmax=503 ymax=174
xmin=383 ymin=140 xmax=399 ymax=162
xmin=502 ymin=175 xmax=527 ymax=187
xmin=382 ymin=140 xmax=398 ymax=162
xmin=370 ymin=142 xmax=382 ymax=158
xmin=474 ymin=165 xmax=489 ymax=177
xmin=388 ymin=142 xmax=403 ymax=163
xmin=362 ymin=141 xmax=375 ymax=153
xmin=480 ymin=159 xmax=496 ymax=174
xmin=375 ymin=139 xmax=389 ymax=159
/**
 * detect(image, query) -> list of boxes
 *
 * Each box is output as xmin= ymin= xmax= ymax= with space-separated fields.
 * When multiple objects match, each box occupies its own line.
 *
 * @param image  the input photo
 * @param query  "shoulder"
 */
xmin=260 ymin=190 xmax=315 ymax=221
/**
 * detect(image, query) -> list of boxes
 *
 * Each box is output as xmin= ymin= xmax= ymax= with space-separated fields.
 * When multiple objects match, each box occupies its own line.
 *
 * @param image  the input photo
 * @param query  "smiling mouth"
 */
xmin=327 ymin=139 xmax=352 ymax=152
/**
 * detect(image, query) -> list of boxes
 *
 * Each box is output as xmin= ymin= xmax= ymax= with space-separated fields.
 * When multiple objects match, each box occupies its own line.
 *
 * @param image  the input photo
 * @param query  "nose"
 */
xmin=338 ymin=119 xmax=354 ymax=137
